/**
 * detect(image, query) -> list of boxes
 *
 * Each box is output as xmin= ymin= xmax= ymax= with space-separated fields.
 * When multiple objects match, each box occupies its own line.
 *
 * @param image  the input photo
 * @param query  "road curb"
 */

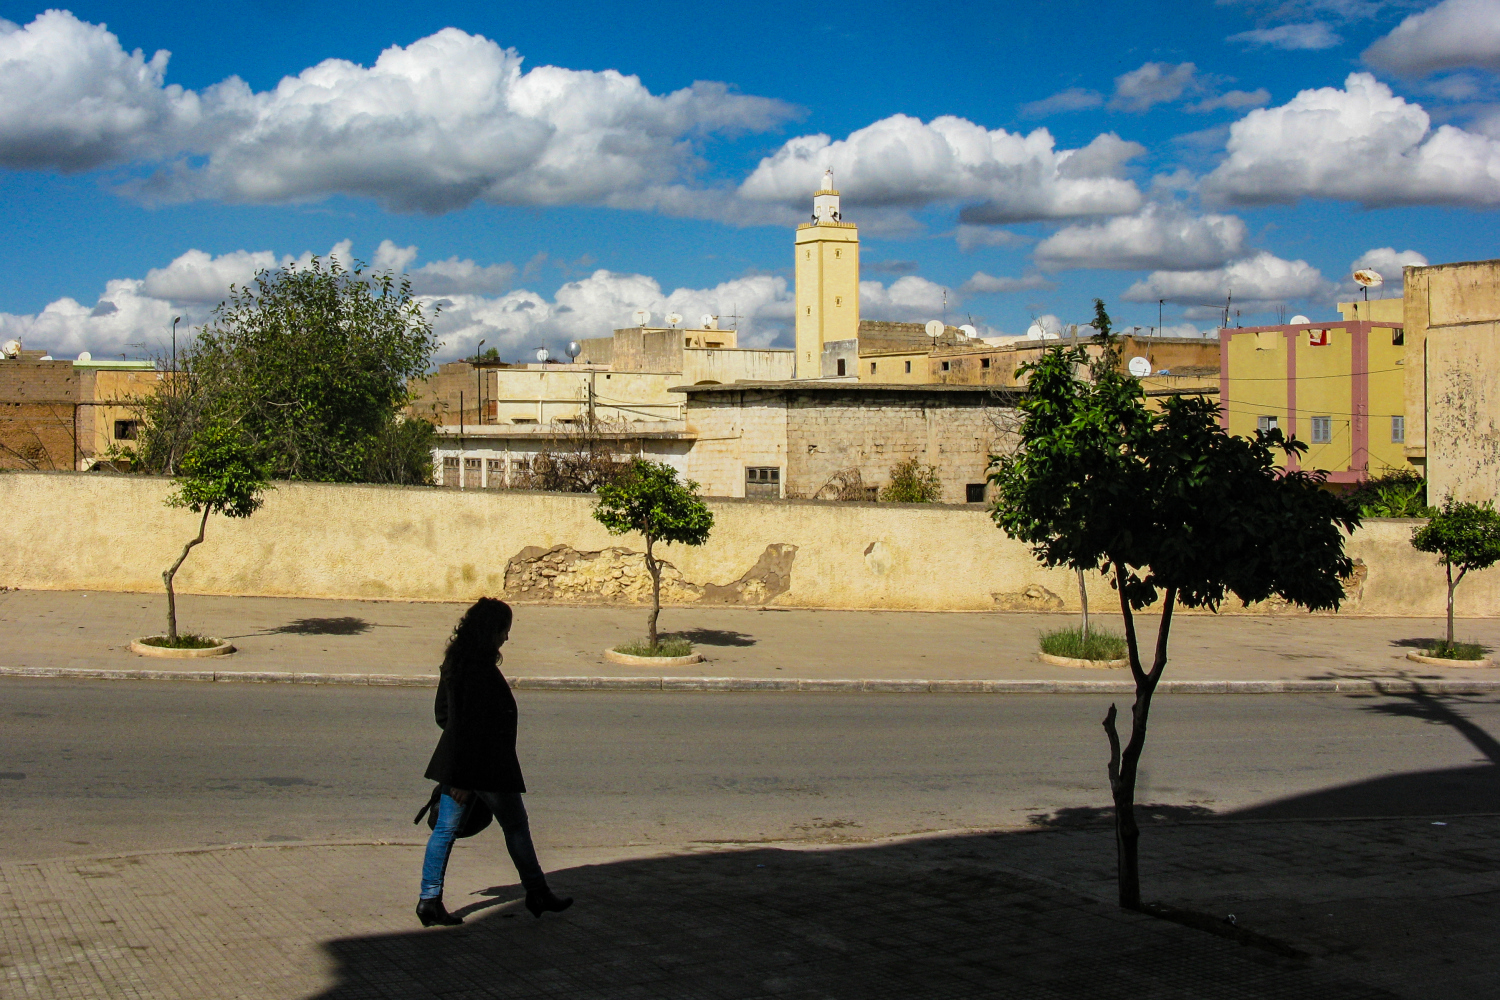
xmin=5 ymin=664 xmax=1500 ymax=694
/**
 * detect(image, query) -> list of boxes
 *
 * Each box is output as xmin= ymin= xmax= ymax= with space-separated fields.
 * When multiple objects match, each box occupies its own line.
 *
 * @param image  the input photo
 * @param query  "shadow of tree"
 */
xmin=263 ymin=617 xmax=376 ymax=637
xmin=1028 ymin=803 xmax=1216 ymax=828
xmin=668 ymin=627 xmax=757 ymax=648
xmin=1389 ymin=636 xmax=1494 ymax=652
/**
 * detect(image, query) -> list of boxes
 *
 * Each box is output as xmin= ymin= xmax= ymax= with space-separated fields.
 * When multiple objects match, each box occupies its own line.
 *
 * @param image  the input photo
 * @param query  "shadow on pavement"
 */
xmin=309 ymin=832 xmax=1393 ymax=1000
xmin=668 ymin=627 xmax=757 ymax=647
xmin=259 ymin=617 xmax=378 ymax=637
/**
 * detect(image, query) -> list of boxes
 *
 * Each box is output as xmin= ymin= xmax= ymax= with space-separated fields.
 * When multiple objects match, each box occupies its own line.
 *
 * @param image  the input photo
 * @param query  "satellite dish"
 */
xmin=665 ymin=312 xmax=683 ymax=327
xmin=631 ymin=309 xmax=651 ymax=327
xmin=565 ymin=341 xmax=582 ymax=359
xmin=534 ymin=347 xmax=550 ymax=363
xmin=1353 ymin=269 xmax=1384 ymax=288
xmin=39 ymin=355 xmax=52 ymax=361
xmin=1128 ymin=356 xmax=1151 ymax=378
xmin=925 ymin=320 xmax=944 ymax=338
xmin=699 ymin=313 xmax=717 ymax=330
xmin=959 ymin=324 xmax=977 ymax=339
xmin=1025 ymin=324 xmax=1045 ymax=340
xmin=76 ymin=351 xmax=91 ymax=362
xmin=1 ymin=339 xmax=19 ymax=358
xmin=1289 ymin=314 xmax=1310 ymax=325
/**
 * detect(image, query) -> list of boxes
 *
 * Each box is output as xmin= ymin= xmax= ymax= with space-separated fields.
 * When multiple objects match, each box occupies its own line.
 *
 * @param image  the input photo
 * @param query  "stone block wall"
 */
xmin=0 ymin=360 xmax=80 ymax=469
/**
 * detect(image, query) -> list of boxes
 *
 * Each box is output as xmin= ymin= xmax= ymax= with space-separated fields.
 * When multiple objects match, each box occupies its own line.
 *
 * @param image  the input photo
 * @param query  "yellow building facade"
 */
xmin=794 ymin=169 xmax=859 ymax=379
xmin=1221 ymin=308 xmax=1411 ymax=484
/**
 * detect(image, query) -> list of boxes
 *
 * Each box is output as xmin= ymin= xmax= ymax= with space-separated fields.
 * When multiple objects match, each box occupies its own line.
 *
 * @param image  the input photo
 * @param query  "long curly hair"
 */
xmin=441 ymin=597 xmax=513 ymax=678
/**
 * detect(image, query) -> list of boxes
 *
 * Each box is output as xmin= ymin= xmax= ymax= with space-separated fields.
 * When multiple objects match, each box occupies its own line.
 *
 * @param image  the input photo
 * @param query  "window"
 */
xmin=941 ymin=361 xmax=951 ymax=372
xmin=980 ymin=358 xmax=991 ymax=370
xmin=965 ymin=483 xmax=986 ymax=504
xmin=1257 ymin=415 xmax=1278 ymax=434
xmin=1308 ymin=329 xmax=1330 ymax=347
xmin=870 ymin=362 xmax=877 ymax=374
xmin=805 ymin=249 xmax=811 ymax=260
xmin=745 ymin=466 xmax=780 ymax=498
xmin=1311 ymin=416 xmax=1332 ymax=444
xmin=442 ymin=456 xmax=460 ymax=488
xmin=834 ymin=248 xmax=842 ymax=258
xmin=904 ymin=360 xmax=911 ymax=374
xmin=835 ymin=296 xmax=843 ymax=306
xmin=1392 ymin=415 xmax=1405 ymax=443
xmin=836 ymin=358 xmax=846 ymax=376
xmin=806 ymin=306 xmax=812 ymax=316
xmin=113 ymin=419 xmax=139 ymax=440
xmin=1392 ymin=328 xmax=1405 ymax=346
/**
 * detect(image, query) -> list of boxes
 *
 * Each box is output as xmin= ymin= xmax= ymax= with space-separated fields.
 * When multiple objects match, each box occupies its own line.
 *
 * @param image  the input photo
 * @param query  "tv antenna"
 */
xmin=1353 ymin=269 xmax=1384 ymax=303
xmin=665 ymin=312 xmax=683 ymax=328
xmin=925 ymin=319 xmax=944 ymax=338
xmin=631 ymin=309 xmax=651 ymax=327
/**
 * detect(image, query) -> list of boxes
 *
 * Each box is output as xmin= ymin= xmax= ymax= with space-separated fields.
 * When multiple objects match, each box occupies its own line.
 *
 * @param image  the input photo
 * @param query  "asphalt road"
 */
xmin=4 ymin=679 xmax=1499 ymax=863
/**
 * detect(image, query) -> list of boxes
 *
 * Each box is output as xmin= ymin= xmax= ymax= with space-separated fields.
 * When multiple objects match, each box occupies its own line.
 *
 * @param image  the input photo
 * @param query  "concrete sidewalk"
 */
xmin=2 ymin=588 xmax=1498 ymax=691
xmin=6 ymin=814 xmax=1489 ymax=998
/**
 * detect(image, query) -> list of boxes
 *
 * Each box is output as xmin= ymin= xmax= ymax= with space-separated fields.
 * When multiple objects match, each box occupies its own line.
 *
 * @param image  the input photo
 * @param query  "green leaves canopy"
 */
xmin=165 ymin=421 xmax=269 ymax=519
xmin=186 ymin=256 xmax=438 ymax=483
xmin=1412 ymin=499 xmax=1500 ymax=575
xmin=989 ymin=343 xmax=1360 ymax=613
xmin=593 ymin=460 xmax=714 ymax=547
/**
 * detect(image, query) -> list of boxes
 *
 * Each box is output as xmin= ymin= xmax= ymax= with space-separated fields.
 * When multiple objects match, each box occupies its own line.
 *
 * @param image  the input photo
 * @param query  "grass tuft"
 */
xmin=613 ymin=637 xmax=694 ymax=658
xmin=140 ymin=633 xmax=221 ymax=650
xmin=1422 ymin=640 xmax=1487 ymax=661
xmin=1039 ymin=626 xmax=1127 ymax=662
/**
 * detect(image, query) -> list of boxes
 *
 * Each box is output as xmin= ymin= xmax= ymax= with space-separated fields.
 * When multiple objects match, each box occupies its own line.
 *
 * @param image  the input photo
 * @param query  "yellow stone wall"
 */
xmin=2 ymin=472 xmax=1494 ymax=615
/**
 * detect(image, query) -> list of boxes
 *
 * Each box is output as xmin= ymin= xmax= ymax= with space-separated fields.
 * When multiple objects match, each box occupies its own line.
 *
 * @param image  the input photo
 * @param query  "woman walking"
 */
xmin=416 ymin=597 xmax=573 ymax=926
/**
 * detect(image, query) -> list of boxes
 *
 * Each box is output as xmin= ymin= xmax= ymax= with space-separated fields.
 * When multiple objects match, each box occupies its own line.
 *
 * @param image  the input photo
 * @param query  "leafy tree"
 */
xmin=1411 ymin=499 xmax=1500 ymax=646
xmin=879 ymin=456 xmax=943 ymax=503
xmin=361 ymin=416 xmax=439 ymax=485
xmin=593 ymin=460 xmax=714 ymax=650
xmin=162 ymin=422 xmax=270 ymax=642
xmin=1346 ymin=469 xmax=1431 ymax=518
xmin=142 ymin=256 xmax=439 ymax=482
xmin=989 ymin=336 xmax=1358 ymax=910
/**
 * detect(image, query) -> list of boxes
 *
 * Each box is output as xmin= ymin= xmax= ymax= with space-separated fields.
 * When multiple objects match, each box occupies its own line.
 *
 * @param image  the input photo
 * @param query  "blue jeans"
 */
xmin=419 ymin=788 xmax=547 ymax=899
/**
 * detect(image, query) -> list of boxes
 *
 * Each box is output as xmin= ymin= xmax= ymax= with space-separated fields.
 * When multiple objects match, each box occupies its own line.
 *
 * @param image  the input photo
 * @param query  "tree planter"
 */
xmin=130 ymin=637 xmax=235 ymax=658
xmin=1406 ymin=651 xmax=1493 ymax=668
xmin=603 ymin=648 xmax=703 ymax=668
xmin=1038 ymin=652 xmax=1128 ymax=669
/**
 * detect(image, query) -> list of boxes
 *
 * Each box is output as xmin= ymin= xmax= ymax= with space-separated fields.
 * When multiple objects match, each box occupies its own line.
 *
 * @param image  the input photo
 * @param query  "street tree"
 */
xmin=142 ymin=256 xmax=439 ymax=482
xmin=989 ymin=334 xmax=1358 ymax=910
xmin=593 ymin=460 xmax=714 ymax=650
xmin=161 ymin=422 xmax=269 ymax=642
xmin=1411 ymin=498 xmax=1500 ymax=647
xmin=879 ymin=456 xmax=943 ymax=502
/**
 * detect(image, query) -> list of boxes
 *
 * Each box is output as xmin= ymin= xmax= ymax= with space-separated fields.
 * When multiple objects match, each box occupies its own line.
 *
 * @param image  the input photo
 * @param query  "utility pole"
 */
xmin=171 ymin=316 xmax=180 ymax=372
xmin=475 ymin=338 xmax=486 ymax=425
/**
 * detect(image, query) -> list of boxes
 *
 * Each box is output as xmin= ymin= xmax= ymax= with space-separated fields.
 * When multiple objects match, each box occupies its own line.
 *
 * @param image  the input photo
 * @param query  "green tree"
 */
xmin=162 ymin=422 xmax=270 ymax=641
xmin=144 ymin=256 xmax=439 ymax=482
xmin=593 ymin=460 xmax=714 ymax=649
xmin=361 ymin=416 xmax=439 ymax=485
xmin=1411 ymin=499 xmax=1500 ymax=646
xmin=989 ymin=338 xmax=1358 ymax=910
xmin=879 ymin=456 xmax=943 ymax=502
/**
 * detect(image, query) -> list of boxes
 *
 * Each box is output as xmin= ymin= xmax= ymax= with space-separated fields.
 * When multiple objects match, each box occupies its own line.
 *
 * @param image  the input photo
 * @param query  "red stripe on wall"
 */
xmin=1351 ymin=324 xmax=1369 ymax=476
xmin=1285 ymin=329 xmax=1298 ymax=471
xmin=1219 ymin=331 xmax=1230 ymax=429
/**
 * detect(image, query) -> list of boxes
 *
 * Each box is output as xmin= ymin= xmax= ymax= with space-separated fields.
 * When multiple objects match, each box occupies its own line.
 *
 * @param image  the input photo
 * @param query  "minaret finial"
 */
xmin=823 ymin=167 xmax=834 ymax=192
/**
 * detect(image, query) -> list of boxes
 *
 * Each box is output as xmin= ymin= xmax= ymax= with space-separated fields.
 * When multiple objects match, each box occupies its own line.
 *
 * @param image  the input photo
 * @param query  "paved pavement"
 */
xmin=2 ymin=588 xmax=1498 ymax=688
xmin=6 ymin=679 xmax=1500 ymax=997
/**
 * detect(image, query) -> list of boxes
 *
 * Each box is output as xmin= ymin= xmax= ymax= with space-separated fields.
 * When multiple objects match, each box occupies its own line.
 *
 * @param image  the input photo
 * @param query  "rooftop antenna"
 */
xmin=631 ymin=308 xmax=651 ymax=327
xmin=1353 ymin=269 xmax=1383 ymax=319
xmin=942 ymin=289 xmax=948 ymax=327
xmin=665 ymin=312 xmax=683 ymax=328
xmin=925 ymin=319 xmax=944 ymax=340
xmin=565 ymin=341 xmax=582 ymax=362
xmin=724 ymin=303 xmax=742 ymax=329
xmin=1158 ymin=299 xmax=1163 ymax=340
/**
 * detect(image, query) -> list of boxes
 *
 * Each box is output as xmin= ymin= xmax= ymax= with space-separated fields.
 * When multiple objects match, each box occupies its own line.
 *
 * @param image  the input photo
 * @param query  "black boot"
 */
xmin=524 ymin=885 xmax=573 ymax=918
xmin=416 ymin=897 xmax=463 ymax=927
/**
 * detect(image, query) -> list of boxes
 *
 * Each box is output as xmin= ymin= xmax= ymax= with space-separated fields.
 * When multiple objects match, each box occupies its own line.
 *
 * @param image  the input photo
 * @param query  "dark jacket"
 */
xmin=423 ymin=654 xmax=526 ymax=793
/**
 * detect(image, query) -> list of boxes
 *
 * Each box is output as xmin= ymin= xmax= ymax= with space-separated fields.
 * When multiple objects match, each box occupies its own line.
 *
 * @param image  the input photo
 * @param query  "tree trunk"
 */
xmin=1076 ymin=568 xmax=1090 ymax=641
xmin=645 ymin=535 xmax=661 ymax=650
xmin=1446 ymin=560 xmax=1456 ymax=646
xmin=163 ymin=507 xmax=210 ymax=642
xmin=1103 ymin=568 xmax=1177 ymax=911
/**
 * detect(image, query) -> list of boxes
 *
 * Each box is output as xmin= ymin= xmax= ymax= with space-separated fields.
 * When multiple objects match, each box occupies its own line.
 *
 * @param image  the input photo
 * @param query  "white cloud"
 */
xmin=0 ymin=12 xmax=795 ymax=214
xmin=0 ymin=11 xmax=199 ymax=171
xmin=1364 ymin=0 xmax=1500 ymax=75
xmin=1123 ymin=251 xmax=1335 ymax=307
xmin=1109 ymin=62 xmax=1199 ymax=112
xmin=857 ymin=276 xmax=954 ymax=322
xmin=961 ymin=273 xmax=1055 ymax=294
xmin=0 ymin=278 xmax=179 ymax=358
xmin=141 ymin=248 xmax=282 ymax=302
xmin=1228 ymin=22 xmax=1343 ymax=50
xmin=1018 ymin=88 xmax=1103 ymax=118
xmin=1034 ymin=203 xmax=1248 ymax=271
xmin=737 ymin=115 xmax=1145 ymax=224
xmin=1202 ymin=72 xmax=1500 ymax=207
xmin=954 ymin=225 xmax=1031 ymax=252
xmin=1186 ymin=89 xmax=1272 ymax=113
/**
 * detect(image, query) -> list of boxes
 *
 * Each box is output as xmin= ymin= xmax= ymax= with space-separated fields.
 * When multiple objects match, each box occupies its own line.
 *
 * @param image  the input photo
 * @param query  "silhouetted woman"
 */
xmin=416 ymin=597 xmax=572 ymax=926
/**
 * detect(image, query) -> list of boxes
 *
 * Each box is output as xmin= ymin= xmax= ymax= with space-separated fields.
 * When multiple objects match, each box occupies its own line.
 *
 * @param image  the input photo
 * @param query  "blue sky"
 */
xmin=1 ymin=0 xmax=1498 ymax=361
